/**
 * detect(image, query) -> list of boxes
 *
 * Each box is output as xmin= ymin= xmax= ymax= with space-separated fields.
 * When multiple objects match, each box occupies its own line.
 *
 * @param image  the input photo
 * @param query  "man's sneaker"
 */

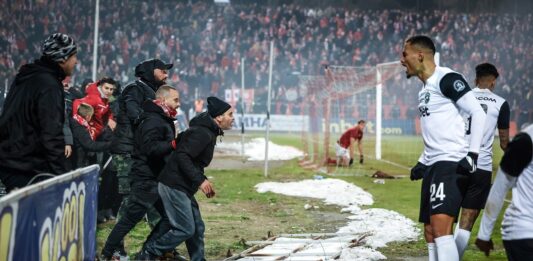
xmin=161 ymin=249 xmax=187 ymax=261
xmin=134 ymin=249 xmax=157 ymax=261
xmin=111 ymin=250 xmax=129 ymax=261
xmin=100 ymin=249 xmax=128 ymax=261
xmin=104 ymin=208 xmax=117 ymax=221
xmin=97 ymin=211 xmax=107 ymax=224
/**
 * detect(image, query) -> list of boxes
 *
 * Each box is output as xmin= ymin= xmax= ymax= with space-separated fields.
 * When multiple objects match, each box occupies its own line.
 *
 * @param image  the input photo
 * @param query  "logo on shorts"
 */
xmin=454 ymin=80 xmax=466 ymax=92
xmin=431 ymin=203 xmax=444 ymax=209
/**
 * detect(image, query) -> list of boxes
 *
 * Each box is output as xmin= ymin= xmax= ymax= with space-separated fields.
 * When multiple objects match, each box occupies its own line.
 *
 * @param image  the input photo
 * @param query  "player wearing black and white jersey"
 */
xmin=475 ymin=124 xmax=533 ymax=260
xmin=454 ymin=63 xmax=510 ymax=259
xmin=402 ymin=35 xmax=486 ymax=261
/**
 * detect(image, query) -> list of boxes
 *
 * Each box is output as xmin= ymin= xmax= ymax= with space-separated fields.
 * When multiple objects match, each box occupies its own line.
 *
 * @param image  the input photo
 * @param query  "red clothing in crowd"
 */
xmin=72 ymin=82 xmax=113 ymax=139
xmin=338 ymin=126 xmax=363 ymax=149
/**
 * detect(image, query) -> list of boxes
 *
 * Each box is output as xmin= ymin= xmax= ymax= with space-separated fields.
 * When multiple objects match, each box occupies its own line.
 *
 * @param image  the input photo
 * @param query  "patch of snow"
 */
xmin=255 ymin=179 xmax=373 ymax=207
xmin=339 ymin=247 xmax=387 ymax=261
xmin=338 ymin=208 xmax=419 ymax=249
xmin=216 ymin=138 xmax=303 ymax=161
xmin=254 ymin=179 xmax=420 ymax=260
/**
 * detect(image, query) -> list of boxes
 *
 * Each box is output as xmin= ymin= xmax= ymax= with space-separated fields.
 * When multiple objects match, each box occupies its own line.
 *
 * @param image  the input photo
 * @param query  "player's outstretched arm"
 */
xmin=477 ymin=168 xmax=516 ymax=239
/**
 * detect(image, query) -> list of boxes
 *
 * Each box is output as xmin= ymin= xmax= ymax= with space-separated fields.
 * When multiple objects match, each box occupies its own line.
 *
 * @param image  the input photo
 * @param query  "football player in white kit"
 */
xmin=454 ymin=63 xmax=510 ymax=259
xmin=475 ymin=124 xmax=533 ymax=260
xmin=402 ymin=35 xmax=486 ymax=261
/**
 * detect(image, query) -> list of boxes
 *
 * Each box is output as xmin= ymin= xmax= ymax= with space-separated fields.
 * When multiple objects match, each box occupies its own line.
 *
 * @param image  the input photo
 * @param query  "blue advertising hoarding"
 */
xmin=0 ymin=165 xmax=99 ymax=261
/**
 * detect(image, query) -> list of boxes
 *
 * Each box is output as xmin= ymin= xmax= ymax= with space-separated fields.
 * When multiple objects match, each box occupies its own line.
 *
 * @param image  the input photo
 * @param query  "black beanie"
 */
xmin=207 ymin=96 xmax=231 ymax=118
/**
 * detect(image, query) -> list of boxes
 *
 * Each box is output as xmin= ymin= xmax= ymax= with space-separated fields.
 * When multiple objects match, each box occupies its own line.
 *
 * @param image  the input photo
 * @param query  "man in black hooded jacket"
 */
xmin=0 ymin=33 xmax=78 ymax=192
xmin=101 ymin=85 xmax=180 ymax=260
xmin=138 ymin=97 xmax=234 ymax=261
xmin=111 ymin=58 xmax=172 ymax=214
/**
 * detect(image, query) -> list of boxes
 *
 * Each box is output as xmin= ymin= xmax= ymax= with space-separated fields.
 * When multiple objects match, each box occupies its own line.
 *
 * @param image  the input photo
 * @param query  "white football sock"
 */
xmin=435 ymin=235 xmax=459 ymax=261
xmin=454 ymin=228 xmax=471 ymax=260
xmin=428 ymin=242 xmax=438 ymax=261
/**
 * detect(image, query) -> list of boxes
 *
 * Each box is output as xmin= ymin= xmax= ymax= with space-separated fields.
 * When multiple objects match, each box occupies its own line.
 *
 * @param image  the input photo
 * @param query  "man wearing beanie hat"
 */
xmin=138 ymin=96 xmax=234 ymax=260
xmin=108 ymin=58 xmax=172 ymax=257
xmin=0 ymin=33 xmax=78 ymax=192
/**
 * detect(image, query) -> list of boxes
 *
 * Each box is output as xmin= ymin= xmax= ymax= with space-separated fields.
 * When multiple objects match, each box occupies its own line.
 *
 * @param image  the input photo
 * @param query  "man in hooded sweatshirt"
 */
xmin=0 ymin=33 xmax=77 ymax=192
xmin=108 ymin=58 xmax=172 ymax=256
xmin=137 ymin=97 xmax=234 ymax=261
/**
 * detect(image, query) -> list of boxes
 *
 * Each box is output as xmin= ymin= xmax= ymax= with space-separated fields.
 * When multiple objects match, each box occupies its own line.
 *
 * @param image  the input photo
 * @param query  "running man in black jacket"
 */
xmin=138 ymin=97 xmax=234 ymax=261
xmin=0 ymin=33 xmax=77 ymax=192
xmin=102 ymin=85 xmax=180 ymax=260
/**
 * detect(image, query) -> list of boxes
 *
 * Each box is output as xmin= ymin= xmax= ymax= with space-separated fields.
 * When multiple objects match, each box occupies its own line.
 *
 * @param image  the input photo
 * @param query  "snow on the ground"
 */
xmin=256 ymin=179 xmax=373 ymax=208
xmin=338 ymin=208 xmax=419 ymax=249
xmin=255 ymin=179 xmax=420 ymax=260
xmin=216 ymin=137 xmax=303 ymax=161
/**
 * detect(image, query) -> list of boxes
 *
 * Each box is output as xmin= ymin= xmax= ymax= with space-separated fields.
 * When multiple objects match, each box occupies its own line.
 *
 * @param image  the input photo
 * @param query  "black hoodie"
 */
xmin=0 ymin=57 xmax=66 ymax=175
xmin=111 ymin=62 xmax=163 ymax=154
xmin=130 ymin=100 xmax=176 ymax=182
xmin=158 ymin=111 xmax=223 ymax=197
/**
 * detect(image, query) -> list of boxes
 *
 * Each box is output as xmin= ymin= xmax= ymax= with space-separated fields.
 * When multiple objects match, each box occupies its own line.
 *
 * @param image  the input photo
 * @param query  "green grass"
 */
xmin=96 ymin=132 xmax=509 ymax=260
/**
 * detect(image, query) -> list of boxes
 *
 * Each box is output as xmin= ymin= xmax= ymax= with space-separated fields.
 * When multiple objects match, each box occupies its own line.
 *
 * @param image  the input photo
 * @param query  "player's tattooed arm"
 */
xmin=498 ymin=128 xmax=509 ymax=150
xmin=497 ymin=101 xmax=510 ymax=150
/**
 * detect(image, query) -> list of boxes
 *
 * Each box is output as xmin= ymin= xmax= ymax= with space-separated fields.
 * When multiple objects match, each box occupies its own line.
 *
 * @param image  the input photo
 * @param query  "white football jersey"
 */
xmin=417 ymin=66 xmax=472 ymax=165
xmin=502 ymin=124 xmax=533 ymax=240
xmin=477 ymin=125 xmax=533 ymax=241
xmin=466 ymin=88 xmax=510 ymax=171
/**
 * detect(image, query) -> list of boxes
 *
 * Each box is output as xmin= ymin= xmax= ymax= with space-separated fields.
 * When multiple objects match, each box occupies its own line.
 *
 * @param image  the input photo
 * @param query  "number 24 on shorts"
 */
xmin=430 ymin=182 xmax=446 ymax=202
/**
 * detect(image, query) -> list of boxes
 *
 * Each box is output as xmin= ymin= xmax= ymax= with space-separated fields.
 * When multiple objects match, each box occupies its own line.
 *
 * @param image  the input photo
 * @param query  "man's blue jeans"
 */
xmin=144 ymin=183 xmax=205 ymax=261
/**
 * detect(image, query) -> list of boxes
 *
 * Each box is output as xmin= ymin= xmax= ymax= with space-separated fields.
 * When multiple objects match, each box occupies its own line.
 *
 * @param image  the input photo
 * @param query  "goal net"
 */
xmin=298 ymin=62 xmax=423 ymax=174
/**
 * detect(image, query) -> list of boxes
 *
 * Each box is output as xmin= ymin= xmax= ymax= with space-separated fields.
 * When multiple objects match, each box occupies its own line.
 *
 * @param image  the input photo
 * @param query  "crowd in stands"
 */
xmin=1 ymin=1 xmax=532 ymax=127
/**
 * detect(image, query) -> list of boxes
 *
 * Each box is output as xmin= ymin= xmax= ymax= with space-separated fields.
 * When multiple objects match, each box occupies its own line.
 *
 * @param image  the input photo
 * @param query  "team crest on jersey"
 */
xmin=453 ymin=80 xmax=466 ymax=92
xmin=424 ymin=92 xmax=430 ymax=104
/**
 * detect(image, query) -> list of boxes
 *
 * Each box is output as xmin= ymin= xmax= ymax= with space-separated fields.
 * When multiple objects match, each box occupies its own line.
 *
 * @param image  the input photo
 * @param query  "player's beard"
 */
xmin=405 ymin=70 xmax=412 ymax=79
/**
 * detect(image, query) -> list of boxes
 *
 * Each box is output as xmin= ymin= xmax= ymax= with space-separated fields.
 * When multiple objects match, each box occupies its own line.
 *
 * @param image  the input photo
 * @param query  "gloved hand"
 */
xmin=410 ymin=162 xmax=427 ymax=181
xmin=359 ymin=155 xmax=364 ymax=164
xmin=458 ymin=152 xmax=478 ymax=174
xmin=475 ymin=238 xmax=494 ymax=257
xmin=349 ymin=158 xmax=354 ymax=166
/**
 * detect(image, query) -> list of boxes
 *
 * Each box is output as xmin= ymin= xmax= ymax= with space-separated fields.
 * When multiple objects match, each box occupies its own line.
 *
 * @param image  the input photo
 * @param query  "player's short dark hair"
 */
xmin=475 ymin=63 xmax=499 ymax=79
xmin=358 ymin=120 xmax=366 ymax=125
xmin=406 ymin=35 xmax=436 ymax=55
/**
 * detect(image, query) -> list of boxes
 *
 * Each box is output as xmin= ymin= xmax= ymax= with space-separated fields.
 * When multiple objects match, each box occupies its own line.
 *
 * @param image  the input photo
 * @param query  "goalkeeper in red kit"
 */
xmin=335 ymin=120 xmax=366 ymax=167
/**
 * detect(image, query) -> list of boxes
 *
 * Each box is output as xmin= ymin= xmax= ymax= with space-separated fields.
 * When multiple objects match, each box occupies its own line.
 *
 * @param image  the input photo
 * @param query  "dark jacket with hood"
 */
xmin=69 ymin=117 xmax=112 ymax=169
xmin=111 ymin=62 xmax=162 ymax=154
xmin=158 ymin=111 xmax=223 ymax=197
xmin=130 ymin=100 xmax=176 ymax=182
xmin=0 ymin=57 xmax=66 ymax=175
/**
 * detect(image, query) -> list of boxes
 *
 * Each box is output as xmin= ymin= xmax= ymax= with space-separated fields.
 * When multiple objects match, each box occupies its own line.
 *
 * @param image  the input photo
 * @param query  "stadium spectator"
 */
xmin=335 ymin=120 xmax=365 ymax=167
xmin=138 ymin=97 xmax=234 ymax=260
xmin=0 ymin=33 xmax=77 ymax=192
xmin=453 ymin=63 xmax=510 ymax=259
xmin=73 ymin=77 xmax=117 ymax=139
xmin=2 ymin=2 xmax=532 ymax=120
xmin=110 ymin=58 xmax=172 ymax=246
xmin=102 ymin=85 xmax=181 ymax=260
xmin=403 ymin=35 xmax=485 ymax=261
xmin=475 ymin=124 xmax=533 ymax=259
xmin=188 ymin=98 xmax=206 ymax=122
xmin=69 ymin=103 xmax=111 ymax=169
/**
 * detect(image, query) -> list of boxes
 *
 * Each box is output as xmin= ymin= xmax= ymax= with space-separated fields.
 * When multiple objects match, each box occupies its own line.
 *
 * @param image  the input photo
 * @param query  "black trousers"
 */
xmin=504 ymin=239 xmax=533 ymax=261
xmin=101 ymin=180 xmax=169 ymax=256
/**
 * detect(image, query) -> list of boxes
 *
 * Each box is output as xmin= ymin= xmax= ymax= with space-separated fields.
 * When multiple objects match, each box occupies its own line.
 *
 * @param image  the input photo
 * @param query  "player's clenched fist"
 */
xmin=410 ymin=162 xmax=427 ymax=180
